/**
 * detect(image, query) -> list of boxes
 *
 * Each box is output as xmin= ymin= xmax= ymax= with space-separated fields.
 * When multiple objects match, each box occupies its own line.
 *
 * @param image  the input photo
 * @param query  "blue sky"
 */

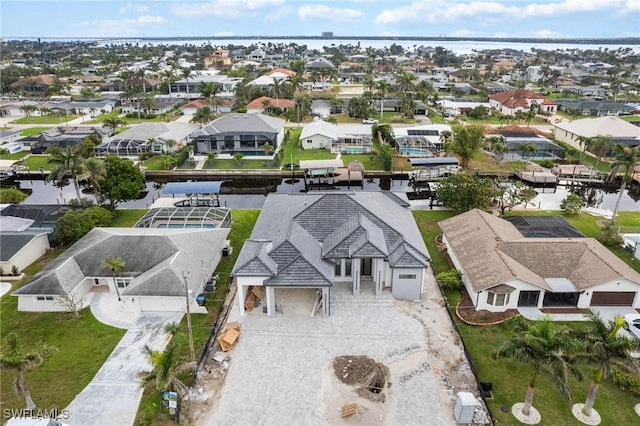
xmin=1 ymin=0 xmax=639 ymax=39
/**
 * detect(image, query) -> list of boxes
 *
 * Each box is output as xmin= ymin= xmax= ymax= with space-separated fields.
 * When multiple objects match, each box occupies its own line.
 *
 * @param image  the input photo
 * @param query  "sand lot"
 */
xmin=191 ymin=270 xmax=486 ymax=425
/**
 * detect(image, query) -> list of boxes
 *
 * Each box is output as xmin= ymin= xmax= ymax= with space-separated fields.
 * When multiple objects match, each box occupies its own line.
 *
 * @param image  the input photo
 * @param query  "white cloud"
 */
xmin=75 ymin=15 xmax=168 ymax=37
xmin=264 ymin=5 xmax=294 ymax=21
xmin=118 ymin=3 xmax=150 ymax=14
xmin=170 ymin=0 xmax=284 ymax=19
xmin=448 ymin=29 xmax=484 ymax=37
xmin=298 ymin=4 xmax=363 ymax=22
xmin=377 ymin=31 xmax=399 ymax=37
xmin=374 ymin=0 xmax=632 ymax=26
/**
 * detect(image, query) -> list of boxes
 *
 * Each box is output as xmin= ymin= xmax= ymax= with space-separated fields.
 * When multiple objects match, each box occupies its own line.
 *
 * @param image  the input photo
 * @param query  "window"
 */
xmin=37 ymin=296 xmax=54 ymax=301
xmin=307 ymin=139 xmax=313 ymax=144
xmin=115 ymin=278 xmax=131 ymax=288
xmin=487 ymin=292 xmax=510 ymax=306
xmin=345 ymin=259 xmax=352 ymax=276
xmin=334 ymin=261 xmax=341 ymax=276
xmin=398 ymin=274 xmax=417 ymax=279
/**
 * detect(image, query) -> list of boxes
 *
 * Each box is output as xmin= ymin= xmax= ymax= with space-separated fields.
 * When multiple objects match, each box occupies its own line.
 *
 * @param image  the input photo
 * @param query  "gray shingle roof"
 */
xmin=13 ymin=227 xmax=230 ymax=297
xmin=0 ymin=232 xmax=46 ymax=261
xmin=192 ymin=113 xmax=285 ymax=137
xmin=232 ymin=193 xmax=430 ymax=285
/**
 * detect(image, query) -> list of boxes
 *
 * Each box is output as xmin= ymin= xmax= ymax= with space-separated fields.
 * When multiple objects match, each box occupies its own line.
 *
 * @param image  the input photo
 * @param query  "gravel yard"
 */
xmin=191 ymin=270 xmax=487 ymax=425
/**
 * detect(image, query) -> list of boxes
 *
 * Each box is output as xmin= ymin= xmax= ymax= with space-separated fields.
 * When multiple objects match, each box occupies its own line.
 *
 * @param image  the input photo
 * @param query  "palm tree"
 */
xmin=0 ymin=333 xmax=57 ymax=410
xmin=102 ymin=257 xmax=125 ymax=301
xmin=103 ymin=116 xmax=124 ymax=133
xmin=46 ymin=146 xmax=84 ymax=201
xmin=363 ymin=77 xmax=377 ymax=94
xmin=190 ymin=106 xmax=214 ymax=126
xmin=586 ymin=135 xmax=614 ymax=180
xmin=180 ymin=67 xmax=196 ymax=100
xmin=494 ymin=317 xmax=581 ymax=419
xmin=206 ymin=152 xmax=217 ymax=167
xmin=270 ymin=78 xmax=284 ymax=108
xmin=397 ymin=71 xmax=417 ymax=94
xmin=137 ymin=340 xmax=195 ymax=398
xmin=608 ymin=145 xmax=639 ymax=223
xmin=81 ymin=157 xmax=106 ymax=200
xmin=261 ymin=99 xmax=272 ymax=114
xmin=161 ymin=69 xmax=175 ymax=98
xmin=572 ymin=312 xmax=640 ymax=418
xmin=375 ymin=80 xmax=391 ymax=120
xmin=140 ymin=95 xmax=156 ymax=115
xmin=199 ymin=81 xmax=220 ymax=110
xmin=287 ymin=74 xmax=305 ymax=95
xmin=398 ymin=93 xmax=416 ymax=118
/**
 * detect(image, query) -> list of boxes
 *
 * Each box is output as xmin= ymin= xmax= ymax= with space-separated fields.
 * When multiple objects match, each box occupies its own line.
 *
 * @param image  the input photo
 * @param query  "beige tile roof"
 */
xmin=439 ymin=209 xmax=640 ymax=292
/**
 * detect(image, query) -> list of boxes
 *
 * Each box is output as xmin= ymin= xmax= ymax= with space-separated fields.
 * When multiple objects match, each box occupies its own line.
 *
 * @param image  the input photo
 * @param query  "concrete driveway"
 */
xmin=591 ymin=306 xmax=639 ymax=341
xmin=64 ymin=294 xmax=184 ymax=426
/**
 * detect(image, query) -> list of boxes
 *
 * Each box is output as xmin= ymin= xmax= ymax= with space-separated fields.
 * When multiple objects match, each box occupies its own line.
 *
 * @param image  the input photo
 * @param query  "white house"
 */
xmin=439 ymin=209 xmax=640 ymax=313
xmin=232 ymin=193 xmax=431 ymax=317
xmin=13 ymin=227 xmax=230 ymax=313
xmin=0 ymin=232 xmax=50 ymax=275
xmin=553 ymin=116 xmax=640 ymax=147
xmin=299 ymin=121 xmax=373 ymax=153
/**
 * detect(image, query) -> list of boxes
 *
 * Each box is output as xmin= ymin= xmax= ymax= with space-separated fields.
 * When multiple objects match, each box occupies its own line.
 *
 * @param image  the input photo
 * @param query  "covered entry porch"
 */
xmin=236 ymin=282 xmax=331 ymax=317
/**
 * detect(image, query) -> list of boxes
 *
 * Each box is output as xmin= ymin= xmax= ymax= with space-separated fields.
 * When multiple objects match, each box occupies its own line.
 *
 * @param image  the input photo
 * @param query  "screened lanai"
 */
xmin=134 ymin=206 xmax=231 ymax=229
xmin=95 ymin=139 xmax=149 ymax=157
xmin=504 ymin=136 xmax=565 ymax=160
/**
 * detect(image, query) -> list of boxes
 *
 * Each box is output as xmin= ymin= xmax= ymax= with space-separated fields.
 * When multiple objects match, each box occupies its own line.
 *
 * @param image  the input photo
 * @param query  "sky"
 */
xmin=1 ymin=0 xmax=639 ymax=39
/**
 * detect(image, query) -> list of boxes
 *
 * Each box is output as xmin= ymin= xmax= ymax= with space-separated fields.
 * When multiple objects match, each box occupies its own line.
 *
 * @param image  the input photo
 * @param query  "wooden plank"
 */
xmin=244 ymin=289 xmax=256 ymax=312
xmin=222 ymin=328 xmax=240 ymax=346
xmin=251 ymin=286 xmax=265 ymax=300
xmin=217 ymin=335 xmax=231 ymax=352
xmin=341 ymin=403 xmax=357 ymax=418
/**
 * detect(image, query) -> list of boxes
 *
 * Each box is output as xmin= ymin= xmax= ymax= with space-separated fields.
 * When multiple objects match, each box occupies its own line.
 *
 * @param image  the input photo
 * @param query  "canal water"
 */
xmin=8 ymin=177 xmax=640 ymax=212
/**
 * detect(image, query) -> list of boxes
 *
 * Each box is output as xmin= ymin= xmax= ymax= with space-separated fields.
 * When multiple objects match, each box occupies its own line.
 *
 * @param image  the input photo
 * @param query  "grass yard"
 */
xmin=0 ymin=150 xmax=30 ymax=161
xmin=620 ymin=115 xmax=640 ymax=123
xmin=141 ymin=156 xmax=167 ymax=171
xmin=0 ymin=249 xmax=126 ymax=413
xmin=467 ymin=152 xmax=525 ymax=173
xmin=110 ymin=209 xmax=147 ymax=227
xmin=83 ymin=108 xmax=122 ymax=124
xmin=21 ymin=127 xmax=49 ymax=137
xmin=413 ymin=210 xmax=456 ymax=274
xmin=10 ymin=115 xmax=80 ymax=125
xmin=24 ymin=155 xmax=52 ymax=171
xmin=203 ymin=158 xmax=280 ymax=170
xmin=135 ymin=209 xmax=260 ymax=426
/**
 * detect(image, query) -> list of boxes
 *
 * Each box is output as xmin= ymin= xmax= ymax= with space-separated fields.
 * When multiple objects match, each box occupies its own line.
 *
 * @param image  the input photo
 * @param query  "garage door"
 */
xmin=591 ymin=291 xmax=636 ymax=306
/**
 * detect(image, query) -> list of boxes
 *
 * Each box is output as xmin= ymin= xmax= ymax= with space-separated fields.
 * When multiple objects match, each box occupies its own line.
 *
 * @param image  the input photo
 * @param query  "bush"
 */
xmin=613 ymin=369 xmax=640 ymax=395
xmin=437 ymin=270 xmax=462 ymax=292
xmin=55 ymin=206 xmax=113 ymax=246
xmin=560 ymin=193 xmax=583 ymax=215
xmin=0 ymin=188 xmax=28 ymax=204
xmin=537 ymin=159 xmax=555 ymax=168
xmin=598 ymin=222 xmax=624 ymax=247
xmin=138 ymin=152 xmax=153 ymax=161
xmin=11 ymin=265 xmax=19 ymax=276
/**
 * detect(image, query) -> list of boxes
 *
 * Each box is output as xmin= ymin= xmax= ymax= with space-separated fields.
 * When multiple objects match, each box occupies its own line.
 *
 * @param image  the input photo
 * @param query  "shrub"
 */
xmin=560 ymin=193 xmax=583 ymax=215
xmin=613 ymin=369 xmax=640 ymax=395
xmin=537 ymin=159 xmax=555 ymax=168
xmin=55 ymin=206 xmax=113 ymax=246
xmin=598 ymin=222 xmax=624 ymax=247
xmin=138 ymin=151 xmax=153 ymax=161
xmin=0 ymin=188 xmax=28 ymax=204
xmin=11 ymin=265 xmax=19 ymax=276
xmin=436 ymin=270 xmax=462 ymax=292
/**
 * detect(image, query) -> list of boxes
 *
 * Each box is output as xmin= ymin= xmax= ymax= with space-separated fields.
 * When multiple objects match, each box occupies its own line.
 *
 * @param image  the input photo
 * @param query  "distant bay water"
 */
xmin=92 ymin=37 xmax=640 ymax=55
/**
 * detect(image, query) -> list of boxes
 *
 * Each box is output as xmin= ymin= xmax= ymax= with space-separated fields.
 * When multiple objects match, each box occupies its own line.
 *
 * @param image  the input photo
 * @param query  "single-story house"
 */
xmin=169 ymin=74 xmax=241 ymax=98
xmin=13 ymin=227 xmax=230 ymax=313
xmin=0 ymin=129 xmax=24 ymax=144
xmin=10 ymin=74 xmax=57 ymax=94
xmin=232 ymin=192 xmax=431 ymax=317
xmin=191 ymin=113 xmax=286 ymax=157
xmin=95 ymin=122 xmax=200 ymax=157
xmin=553 ymin=116 xmax=640 ymax=147
xmin=299 ymin=121 xmax=373 ymax=153
xmin=439 ymin=209 xmax=640 ymax=313
xmin=120 ymin=99 xmax=181 ymax=115
xmin=33 ymin=126 xmax=112 ymax=154
xmin=0 ymin=231 xmax=50 ymax=275
xmin=246 ymin=96 xmax=295 ymax=114
xmin=489 ymin=89 xmax=557 ymax=115
xmin=555 ymin=99 xmax=636 ymax=117
xmin=393 ymin=124 xmax=452 ymax=156
xmin=49 ymin=99 xmax=117 ymax=116
xmin=181 ymin=98 xmax=235 ymax=115
xmin=436 ymin=99 xmax=491 ymax=117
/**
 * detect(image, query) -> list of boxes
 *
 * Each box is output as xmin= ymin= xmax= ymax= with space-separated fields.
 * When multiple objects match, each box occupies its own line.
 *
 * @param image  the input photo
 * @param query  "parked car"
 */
xmin=362 ymin=118 xmax=378 ymax=124
xmin=623 ymin=313 xmax=640 ymax=339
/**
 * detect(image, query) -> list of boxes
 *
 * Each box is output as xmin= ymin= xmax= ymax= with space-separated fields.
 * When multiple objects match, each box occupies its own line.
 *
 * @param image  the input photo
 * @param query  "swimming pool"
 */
xmin=341 ymin=147 xmax=369 ymax=154
xmin=399 ymin=148 xmax=432 ymax=156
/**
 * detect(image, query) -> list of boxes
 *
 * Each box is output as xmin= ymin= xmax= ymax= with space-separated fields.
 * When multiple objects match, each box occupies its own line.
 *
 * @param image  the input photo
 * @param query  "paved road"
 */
xmin=64 ymin=310 xmax=183 ymax=426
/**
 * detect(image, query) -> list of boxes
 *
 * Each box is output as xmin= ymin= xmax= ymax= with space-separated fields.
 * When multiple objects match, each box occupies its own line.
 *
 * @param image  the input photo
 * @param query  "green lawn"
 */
xmin=110 ymin=209 xmax=147 ymax=227
xmin=0 ymin=249 xmax=126 ymax=412
xmin=141 ymin=156 xmax=166 ymax=171
xmin=0 ymin=150 xmax=30 ymax=161
xmin=24 ymin=155 xmax=52 ymax=171
xmin=83 ymin=108 xmax=122 ymax=124
xmin=553 ymin=141 xmax=612 ymax=173
xmin=619 ymin=115 xmax=640 ymax=123
xmin=135 ymin=209 xmax=260 ymax=426
xmin=10 ymin=115 xmax=81 ymax=125
xmin=413 ymin=209 xmax=640 ymax=425
xmin=203 ymin=158 xmax=280 ymax=170
xmin=21 ymin=127 xmax=49 ymax=137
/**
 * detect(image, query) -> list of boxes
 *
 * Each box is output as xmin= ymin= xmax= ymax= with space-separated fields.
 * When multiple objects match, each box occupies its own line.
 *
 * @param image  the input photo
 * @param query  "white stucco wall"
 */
xmin=579 ymin=278 xmax=640 ymax=308
xmin=138 ymin=295 xmax=200 ymax=312
xmin=391 ymin=268 xmax=424 ymax=300
xmin=1 ymin=234 xmax=50 ymax=274
xmin=17 ymin=296 xmax=65 ymax=312
xmin=302 ymin=134 xmax=332 ymax=150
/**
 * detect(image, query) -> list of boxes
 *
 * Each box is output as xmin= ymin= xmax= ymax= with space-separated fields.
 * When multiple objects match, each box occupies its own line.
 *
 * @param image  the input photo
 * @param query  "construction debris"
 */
xmin=341 ymin=403 xmax=357 ymax=418
xmin=244 ymin=286 xmax=265 ymax=312
xmin=218 ymin=322 xmax=241 ymax=352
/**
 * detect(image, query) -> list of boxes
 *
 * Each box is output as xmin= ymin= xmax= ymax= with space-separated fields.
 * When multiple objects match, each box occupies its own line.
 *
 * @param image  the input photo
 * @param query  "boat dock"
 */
xmin=514 ymin=168 xmax=558 ymax=184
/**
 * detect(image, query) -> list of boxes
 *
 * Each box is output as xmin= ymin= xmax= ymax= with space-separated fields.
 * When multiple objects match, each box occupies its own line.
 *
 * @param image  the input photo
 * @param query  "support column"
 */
xmin=266 ymin=286 xmax=276 ymax=316
xmin=322 ymin=287 xmax=330 ymax=317
xmin=376 ymin=269 xmax=383 ymax=296
xmin=237 ymin=284 xmax=246 ymax=316
xmin=352 ymin=259 xmax=361 ymax=296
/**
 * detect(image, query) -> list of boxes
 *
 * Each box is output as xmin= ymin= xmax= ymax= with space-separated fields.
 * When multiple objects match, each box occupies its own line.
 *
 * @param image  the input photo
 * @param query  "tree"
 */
xmin=270 ymin=78 xmax=285 ymax=108
xmin=379 ymin=144 xmax=393 ymax=171
xmin=54 ymin=206 xmax=112 ymax=246
xmin=137 ymin=340 xmax=195 ymax=399
xmin=375 ymin=80 xmax=391 ymax=120
xmin=19 ymin=104 xmax=38 ymax=120
xmin=487 ymin=136 xmax=508 ymax=163
xmin=347 ymin=96 xmax=373 ymax=120
xmin=206 ymin=152 xmax=217 ymax=167
xmin=102 ymin=116 xmax=124 ymax=133
xmin=560 ymin=193 xmax=583 ymax=215
xmin=436 ymin=270 xmax=461 ymax=291
xmin=397 ymin=71 xmax=416 ymax=94
xmin=597 ymin=221 xmax=624 ymax=247
xmin=98 ymin=156 xmax=145 ymax=210
xmin=81 ymin=157 xmax=106 ymax=200
xmin=233 ymin=153 xmax=244 ymax=166
xmin=572 ymin=312 xmax=640 ymax=418
xmin=103 ymin=257 xmax=125 ymax=302
xmin=586 ymin=135 xmax=614 ymax=176
xmin=494 ymin=181 xmax=537 ymax=215
xmin=494 ymin=317 xmax=581 ymax=418
xmin=0 ymin=188 xmax=28 ymax=204
xmin=608 ymin=145 xmax=639 ymax=224
xmin=286 ymin=74 xmax=305 ymax=94
xmin=436 ymin=174 xmax=497 ymax=213
xmin=140 ymin=95 xmax=156 ymax=114
xmin=398 ymin=94 xmax=416 ymax=118
xmin=0 ymin=333 xmax=57 ymax=410
xmin=262 ymin=142 xmax=274 ymax=156
xmin=55 ymin=293 xmax=84 ymax=319
xmin=46 ymin=146 xmax=84 ymax=201
xmin=520 ymin=143 xmax=538 ymax=160
xmin=199 ymin=81 xmax=221 ymax=110
xmin=180 ymin=67 xmax=197 ymax=100
xmin=190 ymin=106 xmax=214 ymax=126
xmin=444 ymin=125 xmax=485 ymax=169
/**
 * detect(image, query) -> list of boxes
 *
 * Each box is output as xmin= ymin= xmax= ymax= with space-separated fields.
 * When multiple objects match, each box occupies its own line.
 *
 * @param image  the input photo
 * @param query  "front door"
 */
xmin=361 ymin=258 xmax=372 ymax=276
xmin=518 ymin=290 xmax=540 ymax=307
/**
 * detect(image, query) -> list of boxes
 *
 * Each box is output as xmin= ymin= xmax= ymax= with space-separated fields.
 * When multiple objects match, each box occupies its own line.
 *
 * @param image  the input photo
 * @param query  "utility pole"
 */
xmin=182 ymin=272 xmax=196 ymax=366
